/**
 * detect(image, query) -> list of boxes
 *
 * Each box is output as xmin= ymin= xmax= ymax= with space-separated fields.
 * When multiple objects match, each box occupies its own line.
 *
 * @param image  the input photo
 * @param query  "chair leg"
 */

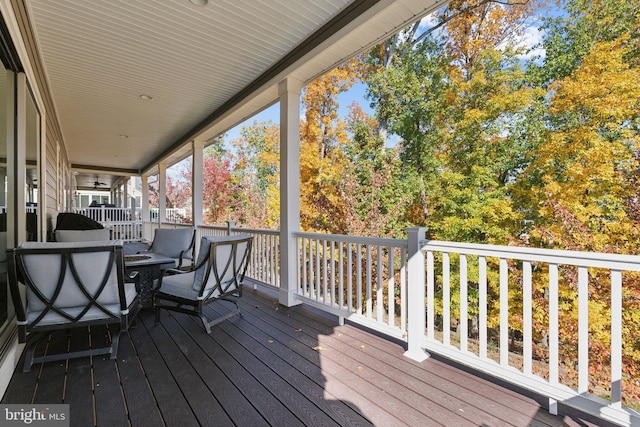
xmin=110 ymin=330 xmax=121 ymax=360
xmin=154 ymin=306 xmax=161 ymax=324
xmin=201 ymin=298 xmax=242 ymax=334
xmin=21 ymin=332 xmax=53 ymax=373
xmin=200 ymin=315 xmax=212 ymax=334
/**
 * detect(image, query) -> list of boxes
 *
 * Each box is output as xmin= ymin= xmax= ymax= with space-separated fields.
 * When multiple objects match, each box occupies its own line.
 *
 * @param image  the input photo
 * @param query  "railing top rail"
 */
xmin=296 ymin=231 xmax=407 ymax=248
xmin=422 ymin=240 xmax=640 ymax=271
xmin=195 ymin=225 xmax=280 ymax=236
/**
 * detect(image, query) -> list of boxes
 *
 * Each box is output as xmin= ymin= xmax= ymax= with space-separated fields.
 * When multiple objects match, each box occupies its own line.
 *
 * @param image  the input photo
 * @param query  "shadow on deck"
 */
xmin=1 ymin=287 xmax=613 ymax=426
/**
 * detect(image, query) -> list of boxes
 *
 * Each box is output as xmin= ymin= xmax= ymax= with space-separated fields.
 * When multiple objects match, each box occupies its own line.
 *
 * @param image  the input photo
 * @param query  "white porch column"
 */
xmin=278 ymin=77 xmax=303 ymax=307
xmin=404 ymin=227 xmax=429 ymax=362
xmin=123 ymin=178 xmax=129 ymax=208
xmin=158 ymin=162 xmax=167 ymax=224
xmin=192 ymin=140 xmax=204 ymax=227
xmin=141 ymin=175 xmax=151 ymax=241
xmin=141 ymin=175 xmax=150 ymax=222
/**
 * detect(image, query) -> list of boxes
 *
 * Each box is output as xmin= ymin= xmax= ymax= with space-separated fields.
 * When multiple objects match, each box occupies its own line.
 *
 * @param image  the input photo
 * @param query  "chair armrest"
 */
xmin=127 ymin=270 xmax=140 ymax=291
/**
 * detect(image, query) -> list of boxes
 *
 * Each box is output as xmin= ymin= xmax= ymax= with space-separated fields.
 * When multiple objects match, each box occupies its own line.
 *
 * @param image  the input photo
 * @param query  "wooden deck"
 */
xmin=1 ymin=287 xmax=613 ymax=427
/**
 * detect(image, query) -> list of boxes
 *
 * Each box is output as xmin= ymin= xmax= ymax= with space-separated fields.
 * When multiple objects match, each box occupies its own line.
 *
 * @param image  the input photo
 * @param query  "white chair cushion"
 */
xmin=55 ymin=229 xmax=110 ymax=242
xmin=151 ymin=228 xmax=193 ymax=258
xmin=158 ymin=271 xmax=202 ymax=300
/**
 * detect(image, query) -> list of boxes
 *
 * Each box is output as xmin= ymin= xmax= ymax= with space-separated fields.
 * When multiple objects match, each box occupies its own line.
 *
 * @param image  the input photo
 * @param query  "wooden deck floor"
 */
xmin=2 ymin=287 xmax=613 ymax=427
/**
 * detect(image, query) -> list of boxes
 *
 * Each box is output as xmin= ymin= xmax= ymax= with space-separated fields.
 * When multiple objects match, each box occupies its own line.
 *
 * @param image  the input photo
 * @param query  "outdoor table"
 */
xmin=124 ymin=253 xmax=176 ymax=308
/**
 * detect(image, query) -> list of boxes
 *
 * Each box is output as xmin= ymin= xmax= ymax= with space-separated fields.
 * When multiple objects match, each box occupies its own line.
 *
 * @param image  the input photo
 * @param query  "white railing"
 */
xmin=72 ymin=207 xmax=142 ymax=241
xmin=134 ymin=221 xmax=639 ymax=425
xmin=197 ymin=224 xmax=281 ymax=289
xmin=408 ymin=235 xmax=640 ymax=427
xmin=149 ymin=207 xmax=188 ymax=223
xmin=109 ymin=222 xmax=143 ymax=242
xmin=74 ymin=206 xmax=137 ymax=222
xmin=294 ymin=231 xmax=408 ymax=339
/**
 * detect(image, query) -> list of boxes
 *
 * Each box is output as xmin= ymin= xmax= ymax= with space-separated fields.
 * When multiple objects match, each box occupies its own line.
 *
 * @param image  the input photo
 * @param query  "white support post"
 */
xmin=192 ymin=140 xmax=204 ymax=228
xmin=404 ymin=227 xmax=429 ymax=362
xmin=278 ymin=77 xmax=302 ymax=307
xmin=123 ymin=178 xmax=129 ymax=209
xmin=141 ymin=175 xmax=150 ymax=222
xmin=158 ymin=162 xmax=167 ymax=225
xmin=226 ymin=220 xmax=235 ymax=235
xmin=141 ymin=175 xmax=151 ymax=241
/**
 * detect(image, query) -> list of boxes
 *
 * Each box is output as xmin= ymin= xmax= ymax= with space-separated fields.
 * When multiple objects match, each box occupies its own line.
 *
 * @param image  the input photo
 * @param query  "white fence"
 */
xmin=294 ymin=231 xmax=408 ymax=339
xmin=72 ymin=207 xmax=142 ymax=241
xmin=410 ymin=235 xmax=640 ymax=427
xmin=198 ymin=224 xmax=280 ymax=289
xmin=130 ymin=221 xmax=639 ymax=425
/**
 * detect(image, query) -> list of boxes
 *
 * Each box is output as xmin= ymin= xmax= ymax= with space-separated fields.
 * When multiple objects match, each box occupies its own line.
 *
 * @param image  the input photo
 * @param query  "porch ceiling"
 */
xmin=25 ymin=0 xmax=442 ymax=183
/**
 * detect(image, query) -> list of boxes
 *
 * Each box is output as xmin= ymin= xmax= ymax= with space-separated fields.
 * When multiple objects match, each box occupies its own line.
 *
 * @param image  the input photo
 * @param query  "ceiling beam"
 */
xmin=71 ymin=164 xmax=138 ymax=176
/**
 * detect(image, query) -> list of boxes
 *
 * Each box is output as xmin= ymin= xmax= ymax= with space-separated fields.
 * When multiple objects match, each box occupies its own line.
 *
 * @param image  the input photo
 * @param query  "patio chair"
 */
xmin=153 ymin=234 xmax=253 ymax=333
xmin=8 ymin=241 xmax=140 ymax=372
xmin=139 ymin=228 xmax=195 ymax=269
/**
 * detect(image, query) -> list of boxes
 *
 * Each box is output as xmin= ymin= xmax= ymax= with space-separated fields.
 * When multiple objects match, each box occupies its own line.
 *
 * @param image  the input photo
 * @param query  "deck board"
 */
xmin=115 ymin=322 xmax=165 ymax=427
xmin=127 ymin=313 xmax=201 ymax=427
xmin=159 ymin=312 xmax=269 ymax=427
xmin=1 ymin=287 xmax=616 ymax=427
xmin=170 ymin=311 xmax=304 ymax=426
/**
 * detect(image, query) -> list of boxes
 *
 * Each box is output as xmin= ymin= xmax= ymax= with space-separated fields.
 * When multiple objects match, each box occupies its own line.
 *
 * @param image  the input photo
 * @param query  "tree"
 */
xmin=300 ymin=63 xmax=361 ymax=233
xmin=202 ymin=145 xmax=235 ymax=224
xmin=229 ymin=121 xmax=281 ymax=228
xmin=339 ymin=103 xmax=410 ymax=238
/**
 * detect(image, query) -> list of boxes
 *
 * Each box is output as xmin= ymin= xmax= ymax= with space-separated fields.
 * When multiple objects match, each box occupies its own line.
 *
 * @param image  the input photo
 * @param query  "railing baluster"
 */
xmin=500 ymin=258 xmax=508 ymax=366
xmin=549 ymin=263 xmax=559 ymax=384
xmin=401 ymin=248 xmax=407 ymax=334
xmin=427 ymin=250 xmax=434 ymax=340
xmin=388 ymin=247 xmax=395 ymax=327
xmin=338 ymin=242 xmax=344 ymax=310
xmin=479 ymin=255 xmax=487 ymax=359
xmin=459 ymin=254 xmax=468 ymax=352
xmin=611 ymin=269 xmax=622 ymax=408
xmin=307 ymin=238 xmax=313 ymax=298
xmin=443 ymin=252 xmax=450 ymax=346
xmin=330 ymin=240 xmax=336 ymax=307
xmin=315 ymin=239 xmax=320 ymax=301
xmin=366 ymin=245 xmax=372 ymax=319
xmin=322 ymin=240 xmax=328 ymax=304
xmin=578 ymin=266 xmax=589 ymax=394
xmin=523 ymin=261 xmax=532 ymax=375
xmin=377 ymin=245 xmax=383 ymax=322
xmin=347 ymin=243 xmax=353 ymax=313
xmin=299 ymin=237 xmax=309 ymax=297
xmin=357 ymin=243 xmax=362 ymax=315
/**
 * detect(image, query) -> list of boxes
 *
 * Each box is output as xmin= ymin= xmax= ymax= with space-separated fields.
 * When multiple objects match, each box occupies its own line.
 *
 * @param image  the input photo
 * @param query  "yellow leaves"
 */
xmin=312 ymin=346 xmax=325 ymax=352
xmin=550 ymin=37 xmax=640 ymax=122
